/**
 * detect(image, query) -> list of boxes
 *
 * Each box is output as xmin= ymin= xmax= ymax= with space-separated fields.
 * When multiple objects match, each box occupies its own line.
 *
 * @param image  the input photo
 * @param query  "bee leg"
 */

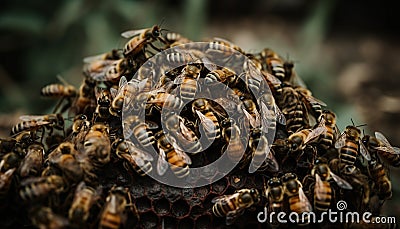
xmin=126 ymin=191 xmax=140 ymax=221
xmin=148 ymin=43 xmax=163 ymax=53
xmin=59 ymin=98 xmax=72 ymax=114
xmin=52 ymin=97 xmax=65 ymax=114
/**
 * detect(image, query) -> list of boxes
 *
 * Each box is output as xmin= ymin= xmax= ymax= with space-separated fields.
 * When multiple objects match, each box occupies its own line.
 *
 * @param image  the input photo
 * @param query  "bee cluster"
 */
xmin=0 ymin=25 xmax=399 ymax=229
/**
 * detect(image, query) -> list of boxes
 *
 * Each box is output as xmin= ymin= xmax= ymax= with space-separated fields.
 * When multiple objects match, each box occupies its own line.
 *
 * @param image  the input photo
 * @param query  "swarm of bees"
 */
xmin=0 ymin=24 xmax=399 ymax=229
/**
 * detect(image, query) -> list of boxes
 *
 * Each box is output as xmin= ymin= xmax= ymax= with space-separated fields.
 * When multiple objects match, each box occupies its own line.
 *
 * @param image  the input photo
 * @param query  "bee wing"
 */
xmin=173 ymin=74 xmax=185 ymax=85
xmin=299 ymin=187 xmax=312 ymax=212
xmin=112 ymin=76 xmax=128 ymax=98
xmin=195 ymin=110 xmax=215 ymax=133
xmin=300 ymin=92 xmax=327 ymax=107
xmin=110 ymin=88 xmax=119 ymax=99
xmin=121 ymin=29 xmax=147 ymax=38
xmin=179 ymin=120 xmax=196 ymax=142
xmin=265 ymin=151 xmax=279 ymax=172
xmin=248 ymin=140 xmax=270 ymax=173
xmin=334 ymin=133 xmax=346 ymax=149
xmin=262 ymin=71 xmax=282 ymax=86
xmin=19 ymin=115 xmax=47 ymax=121
xmin=157 ymin=148 xmax=169 ymax=176
xmin=304 ymin=126 xmax=326 ymax=144
xmin=211 ymin=195 xmax=228 ymax=204
xmin=132 ymin=78 xmax=149 ymax=93
xmin=201 ymin=56 xmax=218 ymax=71
xmin=375 ymin=131 xmax=391 ymax=147
xmin=83 ymin=53 xmax=106 ymax=63
xmin=314 ymin=174 xmax=325 ymax=201
xmin=242 ymin=109 xmax=260 ymax=128
xmin=176 ymin=148 xmax=192 ymax=165
xmin=359 ymin=140 xmax=371 ymax=161
xmin=275 ymin=105 xmax=287 ymax=125
xmin=375 ymin=131 xmax=398 ymax=154
xmin=226 ymin=209 xmax=245 ymax=225
xmin=245 ymin=61 xmax=263 ymax=81
xmin=330 ymin=172 xmax=353 ymax=190
xmin=126 ymin=141 xmax=154 ymax=162
xmin=259 ymin=102 xmax=272 ymax=133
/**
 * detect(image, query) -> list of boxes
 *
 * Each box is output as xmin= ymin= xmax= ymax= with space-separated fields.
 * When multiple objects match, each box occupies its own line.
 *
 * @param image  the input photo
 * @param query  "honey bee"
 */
xmin=261 ymin=69 xmax=283 ymax=96
xmin=335 ymin=125 xmax=371 ymax=165
xmin=112 ymin=138 xmax=154 ymax=176
xmin=264 ymin=177 xmax=284 ymax=213
xmin=192 ymin=98 xmax=221 ymax=140
xmin=248 ymin=127 xmax=279 ymax=173
xmin=259 ymin=48 xmax=286 ymax=81
xmin=163 ymin=113 xmax=202 ymax=154
xmin=279 ymin=84 xmax=310 ymax=134
xmin=329 ymin=158 xmax=371 ymax=209
xmin=0 ymin=160 xmax=16 ymax=198
xmin=0 ymin=152 xmax=21 ymax=172
xmin=71 ymin=114 xmax=90 ymax=135
xmin=295 ymin=86 xmax=327 ymax=121
xmin=173 ymin=64 xmax=201 ymax=103
xmin=94 ymin=88 xmax=113 ymax=121
xmin=374 ymin=131 xmax=400 ymax=167
xmin=99 ymin=186 xmax=136 ymax=229
xmin=287 ymin=123 xmax=326 ymax=152
xmin=220 ymin=118 xmax=246 ymax=163
xmin=109 ymin=76 xmax=147 ymax=116
xmin=368 ymin=158 xmax=392 ymax=201
xmin=204 ymin=67 xmax=236 ymax=85
xmin=258 ymin=92 xmax=286 ymax=133
xmin=83 ymin=124 xmax=111 ymax=167
xmin=121 ymin=25 xmax=165 ymax=57
xmin=18 ymin=143 xmax=44 ymax=178
xmin=40 ymin=76 xmax=77 ymax=113
xmin=156 ymin=131 xmax=191 ymax=179
xmin=317 ymin=110 xmax=340 ymax=151
xmin=146 ymin=90 xmax=184 ymax=113
xmin=162 ymin=32 xmax=191 ymax=46
xmin=11 ymin=114 xmax=64 ymax=136
xmin=70 ymin=78 xmax=96 ymax=117
xmin=123 ymin=115 xmax=157 ymax=149
xmin=310 ymin=158 xmax=352 ymax=212
xmin=30 ymin=206 xmax=70 ymax=229
xmin=241 ymin=99 xmax=263 ymax=130
xmin=40 ymin=76 xmax=77 ymax=99
xmin=47 ymin=142 xmax=84 ymax=183
xmin=68 ymin=181 xmax=100 ymax=224
xmin=212 ymin=188 xmax=260 ymax=225
xmin=281 ymin=173 xmax=312 ymax=224
xmin=165 ymin=51 xmax=196 ymax=68
xmin=88 ymin=58 xmax=134 ymax=83
xmin=207 ymin=37 xmax=245 ymax=56
xmin=19 ymin=175 xmax=65 ymax=203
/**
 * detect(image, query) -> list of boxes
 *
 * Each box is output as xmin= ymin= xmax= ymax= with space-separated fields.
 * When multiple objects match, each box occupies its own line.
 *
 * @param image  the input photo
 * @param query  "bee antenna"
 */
xmin=159 ymin=18 xmax=166 ymax=28
xmin=351 ymin=118 xmax=355 ymax=126
xmin=56 ymin=74 xmax=70 ymax=86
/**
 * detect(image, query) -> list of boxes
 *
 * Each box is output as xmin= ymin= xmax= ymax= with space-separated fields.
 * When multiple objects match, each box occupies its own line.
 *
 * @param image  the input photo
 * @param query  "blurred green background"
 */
xmin=1 ymin=0 xmax=399 ymax=218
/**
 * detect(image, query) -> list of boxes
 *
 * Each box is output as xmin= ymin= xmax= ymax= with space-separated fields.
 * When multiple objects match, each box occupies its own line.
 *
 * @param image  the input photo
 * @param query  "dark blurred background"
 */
xmin=1 ymin=0 xmax=399 ymax=218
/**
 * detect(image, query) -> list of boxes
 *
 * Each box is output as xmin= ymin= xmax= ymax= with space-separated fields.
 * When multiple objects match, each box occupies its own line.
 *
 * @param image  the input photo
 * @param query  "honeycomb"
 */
xmin=0 ymin=25 xmax=397 ymax=229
